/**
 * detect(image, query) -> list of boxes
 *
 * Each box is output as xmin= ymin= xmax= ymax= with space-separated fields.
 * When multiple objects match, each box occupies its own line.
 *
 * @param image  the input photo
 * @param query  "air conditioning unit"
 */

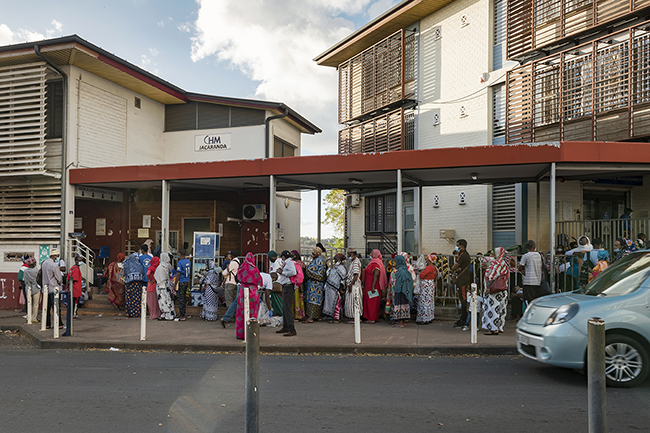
xmin=345 ymin=194 xmax=360 ymax=207
xmin=242 ymin=204 xmax=267 ymax=221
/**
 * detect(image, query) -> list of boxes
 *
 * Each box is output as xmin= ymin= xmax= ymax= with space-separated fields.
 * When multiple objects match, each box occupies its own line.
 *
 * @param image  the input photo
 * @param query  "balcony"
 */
xmin=338 ymin=107 xmax=414 ymax=154
xmin=338 ymin=29 xmax=417 ymax=125
xmin=507 ymin=0 xmax=650 ymax=61
xmin=506 ymin=21 xmax=650 ymax=144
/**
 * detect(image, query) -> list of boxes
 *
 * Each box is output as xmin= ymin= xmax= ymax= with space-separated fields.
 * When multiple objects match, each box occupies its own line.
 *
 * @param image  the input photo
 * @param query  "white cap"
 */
xmin=50 ymin=248 xmax=60 ymax=256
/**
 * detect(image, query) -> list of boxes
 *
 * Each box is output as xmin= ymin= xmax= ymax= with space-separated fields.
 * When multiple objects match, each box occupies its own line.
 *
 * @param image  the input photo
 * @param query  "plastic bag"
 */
xmin=416 ymin=255 xmax=427 ymax=271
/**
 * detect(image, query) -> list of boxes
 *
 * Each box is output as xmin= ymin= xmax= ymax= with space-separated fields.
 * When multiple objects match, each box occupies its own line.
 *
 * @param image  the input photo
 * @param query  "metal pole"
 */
xmin=162 ymin=180 xmax=170 ymax=254
xmin=27 ymin=283 xmax=33 ymax=325
xmin=470 ymin=283 xmax=477 ymax=344
xmin=550 ymin=163 xmax=556 ymax=293
xmin=245 ymin=319 xmax=260 ymax=433
xmin=244 ymin=286 xmax=250 ymax=343
xmin=536 ymin=179 xmax=541 ymax=248
xmin=317 ymin=189 xmax=322 ymax=245
xmin=53 ymin=286 xmax=60 ymax=339
xmin=140 ymin=285 xmax=147 ymax=341
xmin=588 ymin=317 xmax=607 ymax=433
xmin=397 ymin=169 xmax=403 ymax=253
xmin=354 ymin=287 xmax=361 ymax=344
xmin=269 ymin=175 xmax=276 ymax=253
xmin=41 ymin=284 xmax=48 ymax=331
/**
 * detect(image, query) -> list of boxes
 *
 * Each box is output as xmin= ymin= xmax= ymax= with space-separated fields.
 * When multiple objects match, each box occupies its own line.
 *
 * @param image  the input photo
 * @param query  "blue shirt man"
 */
xmin=176 ymin=256 xmax=191 ymax=284
xmin=139 ymin=244 xmax=152 ymax=283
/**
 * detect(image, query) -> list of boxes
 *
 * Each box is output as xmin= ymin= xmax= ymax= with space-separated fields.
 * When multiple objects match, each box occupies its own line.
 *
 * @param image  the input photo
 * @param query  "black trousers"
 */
xmin=46 ymin=292 xmax=62 ymax=328
xmin=457 ymin=285 xmax=469 ymax=324
xmin=281 ymin=283 xmax=295 ymax=333
xmin=523 ymin=285 xmax=540 ymax=306
xmin=177 ymin=282 xmax=189 ymax=317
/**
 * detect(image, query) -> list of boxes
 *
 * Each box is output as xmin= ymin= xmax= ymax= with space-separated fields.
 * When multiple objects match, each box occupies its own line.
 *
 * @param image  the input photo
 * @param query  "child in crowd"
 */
xmin=589 ymin=250 xmax=610 ymax=283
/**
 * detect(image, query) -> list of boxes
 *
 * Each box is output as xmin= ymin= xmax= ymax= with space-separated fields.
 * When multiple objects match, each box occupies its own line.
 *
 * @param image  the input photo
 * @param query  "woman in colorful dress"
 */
xmin=154 ymin=253 xmax=175 ymax=321
xmin=104 ymin=252 xmax=126 ymax=310
xmin=416 ymin=253 xmax=438 ymax=324
xmin=613 ymin=237 xmax=636 ymax=262
xmin=482 ymin=246 xmax=509 ymax=335
xmin=291 ymin=250 xmax=306 ymax=321
xmin=303 ymin=246 xmax=328 ymax=322
xmin=146 ymin=256 xmax=161 ymax=319
xmin=199 ymin=260 xmax=221 ymax=321
xmin=391 ymin=254 xmax=414 ymax=328
xmin=362 ymin=249 xmax=388 ymax=323
xmin=122 ymin=253 xmax=144 ymax=318
xmin=235 ymin=252 xmax=262 ymax=339
xmin=323 ymin=253 xmax=346 ymax=323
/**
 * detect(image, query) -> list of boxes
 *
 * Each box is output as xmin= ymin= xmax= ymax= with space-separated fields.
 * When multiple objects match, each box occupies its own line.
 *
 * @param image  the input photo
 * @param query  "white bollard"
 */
xmin=53 ymin=286 xmax=60 ymax=339
xmin=26 ymin=283 xmax=33 ymax=325
xmin=41 ymin=284 xmax=48 ymax=331
xmin=140 ymin=285 xmax=147 ymax=341
xmin=354 ymin=288 xmax=361 ymax=344
xmin=244 ymin=286 xmax=250 ymax=343
xmin=470 ymin=283 xmax=477 ymax=344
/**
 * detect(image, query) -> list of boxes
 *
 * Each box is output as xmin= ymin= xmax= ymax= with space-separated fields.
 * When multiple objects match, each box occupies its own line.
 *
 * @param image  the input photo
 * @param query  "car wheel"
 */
xmin=604 ymin=334 xmax=649 ymax=388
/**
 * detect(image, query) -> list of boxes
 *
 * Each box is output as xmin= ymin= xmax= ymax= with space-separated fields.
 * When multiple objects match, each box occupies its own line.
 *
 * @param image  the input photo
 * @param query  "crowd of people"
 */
xmin=16 ymin=232 xmax=644 ymax=339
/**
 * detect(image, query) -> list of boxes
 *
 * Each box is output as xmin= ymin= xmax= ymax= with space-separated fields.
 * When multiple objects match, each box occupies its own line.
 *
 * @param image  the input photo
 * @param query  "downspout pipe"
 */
xmin=35 ymin=45 xmax=68 ymax=259
xmin=264 ymin=107 xmax=289 ymax=158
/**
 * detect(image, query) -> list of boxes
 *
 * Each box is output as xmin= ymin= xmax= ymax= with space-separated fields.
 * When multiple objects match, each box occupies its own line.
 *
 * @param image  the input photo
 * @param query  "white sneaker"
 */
xmin=462 ymin=326 xmax=469 ymax=331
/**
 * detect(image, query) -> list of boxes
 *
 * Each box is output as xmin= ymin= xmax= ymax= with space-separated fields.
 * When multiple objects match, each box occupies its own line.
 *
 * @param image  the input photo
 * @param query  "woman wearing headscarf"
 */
xmin=613 ymin=237 xmax=637 ymax=262
xmin=122 ymin=253 xmax=144 ymax=317
xmin=416 ymin=254 xmax=438 ymax=324
xmin=200 ymin=260 xmax=222 ymax=321
xmin=291 ymin=250 xmax=306 ymax=321
xmin=391 ymin=254 xmax=413 ymax=328
xmin=146 ymin=256 xmax=161 ymax=320
xmin=235 ymin=252 xmax=263 ymax=339
xmin=482 ymin=246 xmax=509 ymax=335
xmin=155 ymin=253 xmax=175 ymax=321
xmin=386 ymin=252 xmax=415 ymax=319
xmin=362 ymin=249 xmax=388 ymax=323
xmin=104 ymin=252 xmax=126 ymax=310
xmin=303 ymin=246 xmax=328 ymax=323
xmin=323 ymin=253 xmax=346 ymax=323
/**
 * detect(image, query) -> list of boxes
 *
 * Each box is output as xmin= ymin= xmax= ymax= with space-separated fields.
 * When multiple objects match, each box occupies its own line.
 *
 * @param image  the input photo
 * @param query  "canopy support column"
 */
xmin=269 ymin=175 xmax=276 ymax=253
xmin=317 ymin=189 xmax=322 ymax=245
xmin=397 ymin=169 xmax=403 ymax=253
xmin=550 ymin=163 xmax=556 ymax=292
xmin=161 ymin=180 xmax=170 ymax=254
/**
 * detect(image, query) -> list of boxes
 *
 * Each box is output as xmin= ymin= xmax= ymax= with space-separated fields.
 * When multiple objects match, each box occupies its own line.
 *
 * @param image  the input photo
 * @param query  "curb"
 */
xmin=17 ymin=324 xmax=518 ymax=356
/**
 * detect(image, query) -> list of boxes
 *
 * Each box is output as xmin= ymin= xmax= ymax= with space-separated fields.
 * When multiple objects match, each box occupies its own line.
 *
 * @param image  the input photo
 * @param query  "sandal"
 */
xmin=484 ymin=331 xmax=499 ymax=335
xmin=304 ymin=318 xmax=314 ymax=323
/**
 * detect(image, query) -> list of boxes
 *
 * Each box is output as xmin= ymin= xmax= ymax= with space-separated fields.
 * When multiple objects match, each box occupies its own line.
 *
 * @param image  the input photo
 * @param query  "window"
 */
xmin=365 ymin=193 xmax=396 ymax=233
xmin=493 ymin=0 xmax=506 ymax=70
xmin=156 ymin=230 xmax=179 ymax=252
xmin=273 ymin=137 xmax=296 ymax=157
xmin=492 ymin=84 xmax=506 ymax=144
xmin=46 ymin=81 xmax=63 ymax=139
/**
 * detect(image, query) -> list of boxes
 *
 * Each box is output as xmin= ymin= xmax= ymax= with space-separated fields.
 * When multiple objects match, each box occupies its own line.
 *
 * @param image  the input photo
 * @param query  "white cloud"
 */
xmin=191 ymin=0 xmax=378 ymax=154
xmin=141 ymin=47 xmax=160 ymax=74
xmin=0 ymin=20 xmax=64 ymax=45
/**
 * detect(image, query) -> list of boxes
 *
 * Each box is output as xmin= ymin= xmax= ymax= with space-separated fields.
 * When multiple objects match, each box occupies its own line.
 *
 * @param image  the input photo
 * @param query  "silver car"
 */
xmin=517 ymin=251 xmax=650 ymax=387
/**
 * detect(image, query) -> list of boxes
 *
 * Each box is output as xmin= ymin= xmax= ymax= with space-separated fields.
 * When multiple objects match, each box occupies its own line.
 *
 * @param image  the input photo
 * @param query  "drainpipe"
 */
xmin=264 ymin=107 xmax=289 ymax=158
xmin=35 ymin=45 xmax=68 ymax=260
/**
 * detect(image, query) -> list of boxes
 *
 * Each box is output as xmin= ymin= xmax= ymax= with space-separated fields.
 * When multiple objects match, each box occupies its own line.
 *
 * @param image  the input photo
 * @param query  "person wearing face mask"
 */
xmin=450 ymin=239 xmax=471 ymax=328
xmin=613 ymin=237 xmax=636 ymax=262
xmin=42 ymin=248 xmax=63 ymax=329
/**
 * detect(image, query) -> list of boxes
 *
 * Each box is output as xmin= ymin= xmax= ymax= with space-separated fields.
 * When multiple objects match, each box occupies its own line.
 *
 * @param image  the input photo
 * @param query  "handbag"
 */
xmin=451 ymin=265 xmax=468 ymax=285
xmin=539 ymin=253 xmax=551 ymax=296
xmin=368 ymin=289 xmax=379 ymax=299
xmin=486 ymin=273 xmax=508 ymax=294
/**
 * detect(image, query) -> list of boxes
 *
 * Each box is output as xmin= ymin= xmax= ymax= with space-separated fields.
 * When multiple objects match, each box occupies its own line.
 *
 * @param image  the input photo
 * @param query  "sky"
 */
xmin=0 ymin=0 xmax=401 ymax=240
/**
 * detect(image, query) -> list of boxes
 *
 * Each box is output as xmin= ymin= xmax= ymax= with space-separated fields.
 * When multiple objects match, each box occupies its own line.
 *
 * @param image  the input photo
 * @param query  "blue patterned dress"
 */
xmin=304 ymin=255 xmax=327 ymax=320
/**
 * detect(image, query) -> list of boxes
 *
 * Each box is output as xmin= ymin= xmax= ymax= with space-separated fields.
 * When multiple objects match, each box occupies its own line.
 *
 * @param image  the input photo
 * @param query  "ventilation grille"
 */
xmin=492 ymin=184 xmax=516 ymax=231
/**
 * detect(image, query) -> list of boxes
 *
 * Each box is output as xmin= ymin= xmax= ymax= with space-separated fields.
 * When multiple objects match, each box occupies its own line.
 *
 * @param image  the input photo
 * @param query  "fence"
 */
xmin=556 ymin=218 xmax=649 ymax=253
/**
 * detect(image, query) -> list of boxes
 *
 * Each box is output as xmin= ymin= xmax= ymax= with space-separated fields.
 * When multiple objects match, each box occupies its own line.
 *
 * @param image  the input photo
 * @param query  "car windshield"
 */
xmin=583 ymin=252 xmax=650 ymax=297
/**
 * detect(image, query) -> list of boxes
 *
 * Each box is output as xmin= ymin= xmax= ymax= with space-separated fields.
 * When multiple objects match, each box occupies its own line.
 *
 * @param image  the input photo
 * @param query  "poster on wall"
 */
xmin=138 ymin=228 xmax=149 ymax=238
xmin=74 ymin=218 xmax=83 ymax=230
xmin=143 ymin=215 xmax=151 ymax=228
xmin=96 ymin=218 xmax=106 ymax=236
xmin=38 ymin=245 xmax=50 ymax=264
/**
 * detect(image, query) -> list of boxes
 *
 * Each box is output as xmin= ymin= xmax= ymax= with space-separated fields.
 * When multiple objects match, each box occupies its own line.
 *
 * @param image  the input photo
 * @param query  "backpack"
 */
xmin=228 ymin=258 xmax=240 ymax=284
xmin=36 ymin=268 xmax=43 ymax=287
xmin=290 ymin=262 xmax=304 ymax=285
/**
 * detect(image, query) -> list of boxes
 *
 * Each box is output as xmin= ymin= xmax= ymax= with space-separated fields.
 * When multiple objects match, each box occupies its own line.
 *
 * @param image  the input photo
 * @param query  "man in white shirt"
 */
xmin=42 ymin=248 xmax=63 ymax=329
xmin=275 ymin=250 xmax=297 ymax=337
xmin=518 ymin=240 xmax=543 ymax=305
xmin=222 ymin=250 xmax=240 ymax=309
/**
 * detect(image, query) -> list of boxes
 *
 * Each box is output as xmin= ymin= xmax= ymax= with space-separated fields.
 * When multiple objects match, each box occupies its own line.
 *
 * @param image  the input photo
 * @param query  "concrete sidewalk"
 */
xmin=0 ymin=310 xmax=518 ymax=355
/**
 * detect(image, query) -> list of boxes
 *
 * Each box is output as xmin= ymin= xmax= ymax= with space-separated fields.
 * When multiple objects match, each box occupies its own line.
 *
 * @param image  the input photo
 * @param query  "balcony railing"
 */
xmin=507 ymin=0 xmax=650 ymax=60
xmin=338 ymin=107 xmax=415 ymax=154
xmin=506 ymin=21 xmax=650 ymax=144
xmin=338 ymin=29 xmax=417 ymax=124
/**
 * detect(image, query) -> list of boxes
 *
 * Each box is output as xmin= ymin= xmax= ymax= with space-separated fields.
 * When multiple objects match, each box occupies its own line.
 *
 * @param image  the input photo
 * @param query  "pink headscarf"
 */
xmin=237 ymin=252 xmax=262 ymax=288
xmin=368 ymin=249 xmax=388 ymax=291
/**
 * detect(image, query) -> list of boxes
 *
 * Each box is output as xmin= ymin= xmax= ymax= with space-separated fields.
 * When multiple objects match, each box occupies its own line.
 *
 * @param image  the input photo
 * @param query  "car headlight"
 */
xmin=544 ymin=303 xmax=579 ymax=326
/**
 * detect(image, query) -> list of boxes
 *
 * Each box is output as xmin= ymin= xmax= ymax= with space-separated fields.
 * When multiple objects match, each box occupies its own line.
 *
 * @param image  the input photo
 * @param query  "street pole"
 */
xmin=27 ymin=283 xmax=33 ymax=325
xmin=53 ymin=286 xmax=60 ymax=339
xmin=245 ymin=319 xmax=260 ymax=433
xmin=354 ymin=288 xmax=361 ymax=344
xmin=140 ymin=285 xmax=147 ymax=341
xmin=41 ymin=284 xmax=48 ymax=331
xmin=244 ymin=285 xmax=250 ymax=342
xmin=470 ymin=283 xmax=477 ymax=344
xmin=588 ymin=317 xmax=607 ymax=433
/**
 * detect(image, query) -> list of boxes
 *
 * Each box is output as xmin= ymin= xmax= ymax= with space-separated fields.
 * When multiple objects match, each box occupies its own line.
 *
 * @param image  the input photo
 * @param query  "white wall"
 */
xmin=274 ymin=191 xmax=302 ymax=251
xmin=163 ymin=125 xmax=265 ymax=163
xmin=270 ymin=116 xmax=301 ymax=157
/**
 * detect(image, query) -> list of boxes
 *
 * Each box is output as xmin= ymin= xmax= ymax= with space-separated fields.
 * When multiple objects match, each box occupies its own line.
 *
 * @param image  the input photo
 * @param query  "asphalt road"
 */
xmin=1 ymin=333 xmax=648 ymax=433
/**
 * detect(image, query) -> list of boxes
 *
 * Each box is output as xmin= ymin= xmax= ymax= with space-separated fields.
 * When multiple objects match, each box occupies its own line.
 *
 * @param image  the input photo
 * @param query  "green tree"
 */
xmin=323 ymin=189 xmax=345 ymax=248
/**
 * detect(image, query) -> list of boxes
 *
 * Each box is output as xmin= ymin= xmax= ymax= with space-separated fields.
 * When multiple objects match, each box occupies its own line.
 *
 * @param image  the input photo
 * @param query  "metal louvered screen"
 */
xmin=0 ymin=179 xmax=61 ymax=243
xmin=0 ymin=62 xmax=47 ymax=177
xmin=492 ymin=84 xmax=506 ymax=144
xmin=507 ymin=0 xmax=650 ymax=60
xmin=506 ymin=21 xmax=650 ymax=143
xmin=494 ymin=0 xmax=507 ymax=70
xmin=492 ymin=184 xmax=516 ymax=232
xmin=337 ymin=29 xmax=416 ymax=124
xmin=338 ymin=108 xmax=413 ymax=154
